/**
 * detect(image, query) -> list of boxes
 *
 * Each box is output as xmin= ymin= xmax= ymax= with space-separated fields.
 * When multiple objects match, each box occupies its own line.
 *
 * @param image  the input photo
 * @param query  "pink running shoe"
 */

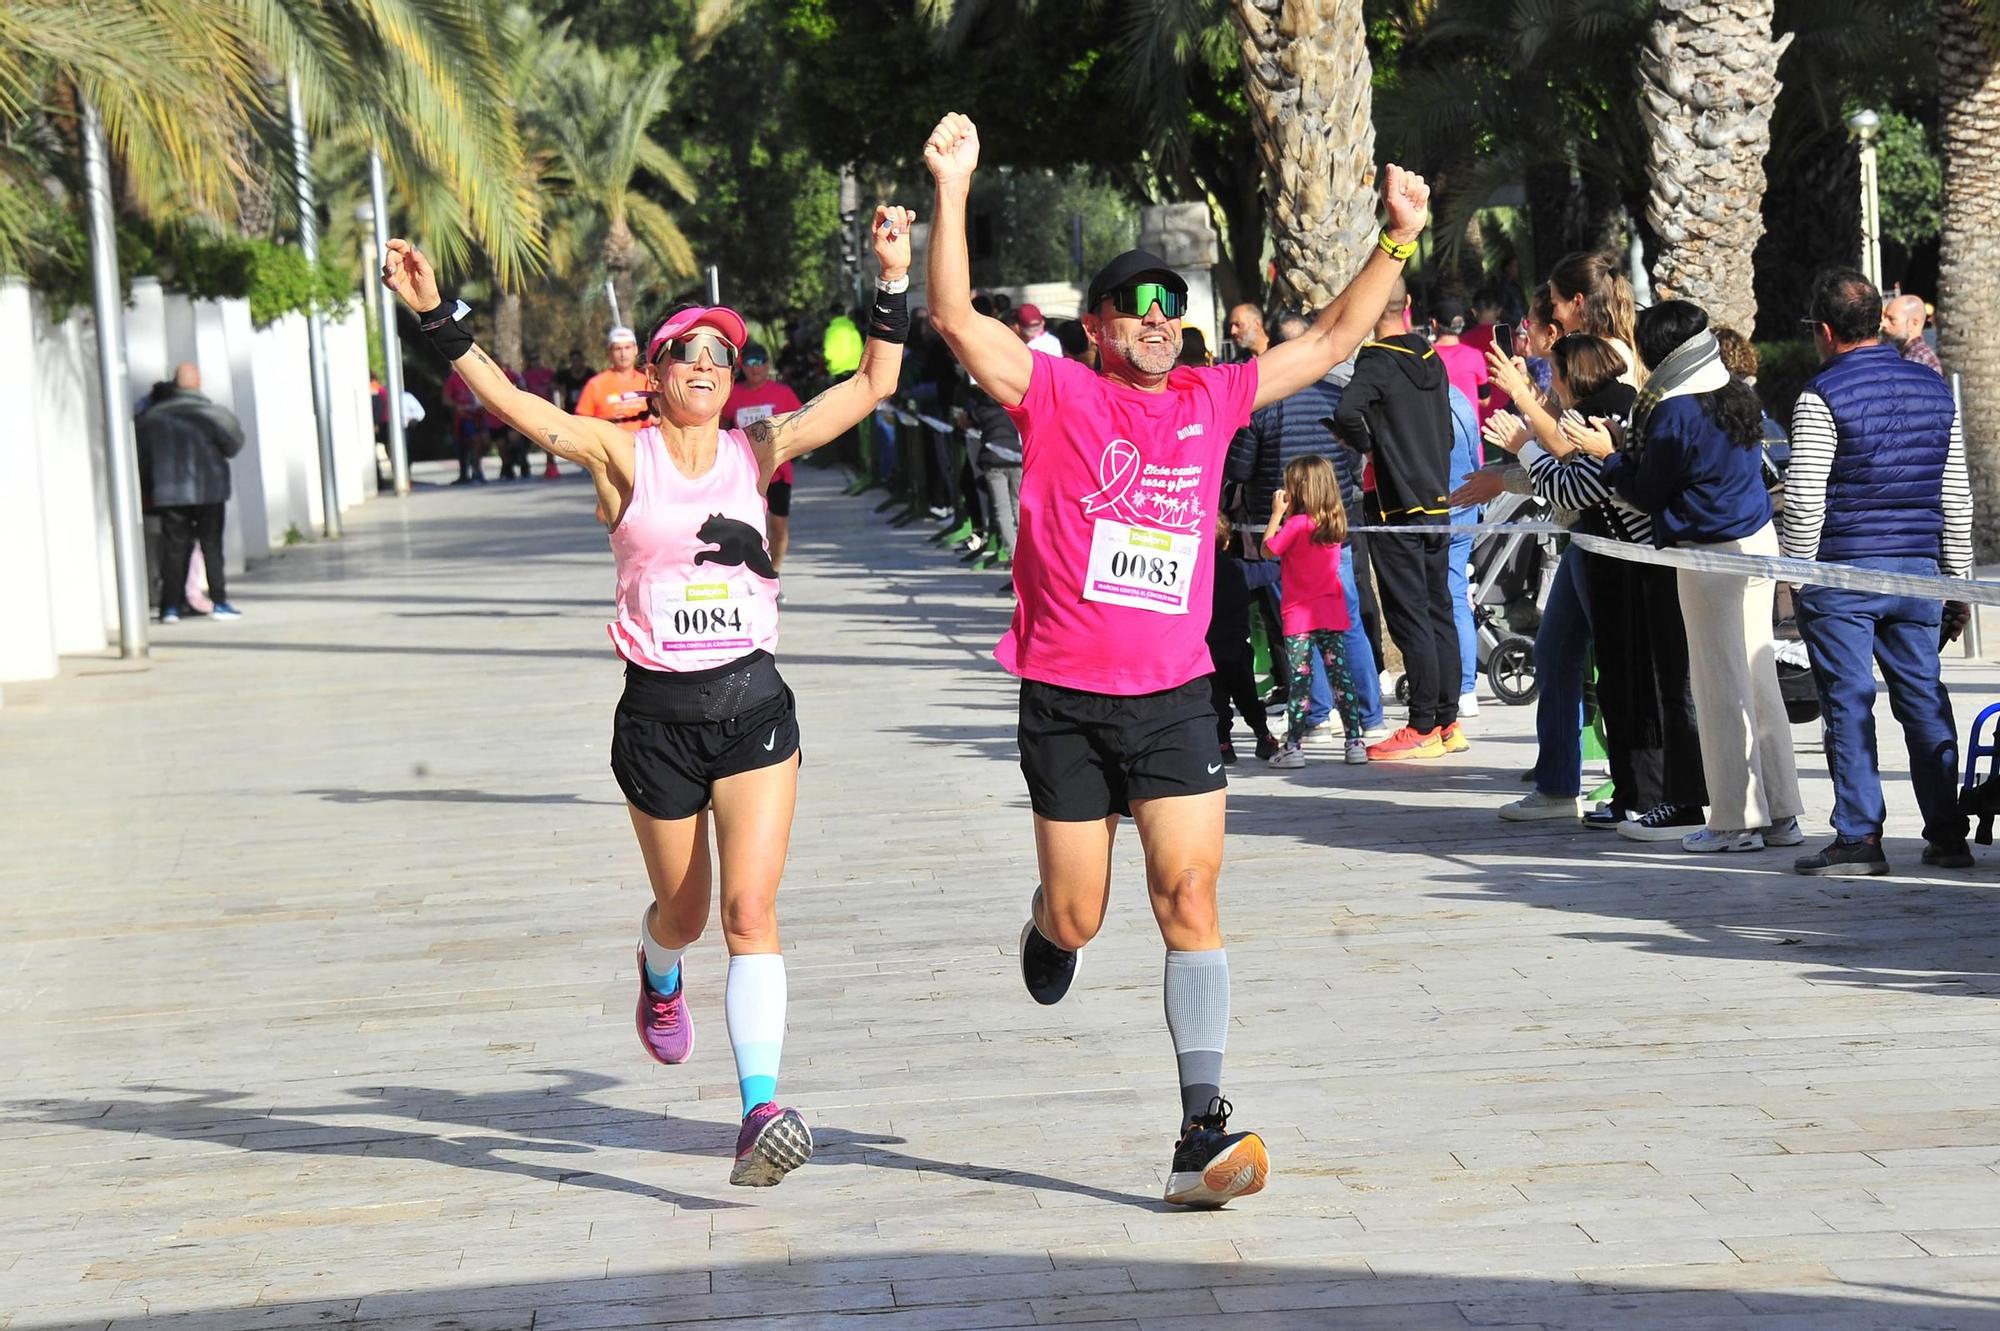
xmin=730 ymin=1102 xmax=813 ymax=1187
xmin=634 ymin=947 xmax=693 ymax=1065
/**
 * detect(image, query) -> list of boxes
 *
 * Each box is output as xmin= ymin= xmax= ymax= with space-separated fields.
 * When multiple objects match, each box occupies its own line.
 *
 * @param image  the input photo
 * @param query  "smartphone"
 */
xmin=1495 ymin=323 xmax=1515 ymax=358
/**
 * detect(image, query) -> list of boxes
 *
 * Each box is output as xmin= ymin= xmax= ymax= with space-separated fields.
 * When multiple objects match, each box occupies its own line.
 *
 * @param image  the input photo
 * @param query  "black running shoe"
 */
xmin=1164 ymin=1096 xmax=1268 ymax=1208
xmin=1018 ymin=919 xmax=1078 ymax=1005
xmin=1923 ymin=839 xmax=1975 ymax=869
xmin=1795 ymin=837 xmax=1889 ymax=877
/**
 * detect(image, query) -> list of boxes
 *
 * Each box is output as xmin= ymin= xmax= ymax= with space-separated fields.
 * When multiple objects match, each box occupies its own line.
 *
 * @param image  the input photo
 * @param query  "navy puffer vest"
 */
xmin=1806 ymin=343 xmax=1954 ymax=562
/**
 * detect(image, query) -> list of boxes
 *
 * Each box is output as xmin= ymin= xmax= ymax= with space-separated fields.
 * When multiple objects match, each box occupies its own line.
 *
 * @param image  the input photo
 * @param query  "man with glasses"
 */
xmin=922 ymin=110 xmax=1430 ymax=1208
xmin=725 ymin=342 xmax=804 ymax=577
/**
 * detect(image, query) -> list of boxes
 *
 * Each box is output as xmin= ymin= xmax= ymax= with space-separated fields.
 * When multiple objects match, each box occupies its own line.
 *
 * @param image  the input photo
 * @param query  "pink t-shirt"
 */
xmin=1264 ymin=514 xmax=1350 ymax=636
xmin=725 ymin=379 xmax=804 ymax=485
xmin=1434 ymin=341 xmax=1489 ymax=424
xmin=607 ymin=427 xmax=782 ymax=672
xmin=1000 ymin=353 xmax=1259 ymax=695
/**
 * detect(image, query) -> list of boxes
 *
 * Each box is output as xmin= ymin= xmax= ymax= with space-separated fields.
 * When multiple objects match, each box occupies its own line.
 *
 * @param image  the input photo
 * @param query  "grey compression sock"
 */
xmin=1164 ymin=948 xmax=1230 ymax=1130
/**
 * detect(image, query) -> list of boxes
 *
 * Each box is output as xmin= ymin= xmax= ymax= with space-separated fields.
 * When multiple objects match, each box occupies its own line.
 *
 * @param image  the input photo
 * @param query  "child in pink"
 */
xmin=1261 ymin=454 xmax=1367 ymax=767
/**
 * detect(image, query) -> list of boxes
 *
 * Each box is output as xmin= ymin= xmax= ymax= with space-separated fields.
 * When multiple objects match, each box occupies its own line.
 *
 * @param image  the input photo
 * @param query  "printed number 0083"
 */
xmin=1109 ymin=550 xmax=1180 ymax=586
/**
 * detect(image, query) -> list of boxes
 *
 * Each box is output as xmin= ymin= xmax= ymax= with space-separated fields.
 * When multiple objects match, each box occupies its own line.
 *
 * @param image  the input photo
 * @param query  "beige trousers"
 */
xmin=1675 ymin=523 xmax=1803 ymax=830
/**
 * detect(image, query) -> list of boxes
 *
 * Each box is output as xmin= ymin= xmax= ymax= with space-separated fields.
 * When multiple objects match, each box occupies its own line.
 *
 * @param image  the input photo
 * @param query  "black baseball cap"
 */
xmin=742 ymin=341 xmax=769 ymax=363
xmin=1085 ymin=249 xmax=1188 ymax=313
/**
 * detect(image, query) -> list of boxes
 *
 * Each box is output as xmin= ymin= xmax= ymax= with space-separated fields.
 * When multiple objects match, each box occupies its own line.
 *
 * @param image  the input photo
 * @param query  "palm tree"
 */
xmin=1228 ymin=0 xmax=1378 ymax=309
xmin=1637 ymin=0 xmax=1792 ymax=333
xmin=1938 ymin=0 xmax=2000 ymax=553
xmin=532 ymin=42 xmax=699 ymax=327
xmin=0 ymin=0 xmax=542 ymax=283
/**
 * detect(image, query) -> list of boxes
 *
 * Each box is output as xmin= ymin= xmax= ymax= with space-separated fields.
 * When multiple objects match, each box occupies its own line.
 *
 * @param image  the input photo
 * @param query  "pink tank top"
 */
xmin=608 ymin=427 xmax=781 ymax=672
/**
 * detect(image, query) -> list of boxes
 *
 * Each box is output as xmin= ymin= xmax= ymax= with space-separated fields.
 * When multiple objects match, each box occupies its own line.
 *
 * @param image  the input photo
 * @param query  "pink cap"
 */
xmin=1016 ymin=303 xmax=1044 ymax=326
xmin=646 ymin=306 xmax=749 ymax=362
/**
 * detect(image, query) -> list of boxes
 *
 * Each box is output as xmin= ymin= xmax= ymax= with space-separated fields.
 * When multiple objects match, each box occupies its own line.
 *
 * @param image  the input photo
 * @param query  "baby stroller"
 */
xmin=1391 ymin=491 xmax=1554 ymax=707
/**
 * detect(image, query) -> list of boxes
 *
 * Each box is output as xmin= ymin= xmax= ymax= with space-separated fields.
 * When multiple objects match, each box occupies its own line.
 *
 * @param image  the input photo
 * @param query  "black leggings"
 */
xmin=1584 ymin=551 xmax=1708 ymax=811
xmin=1208 ymin=646 xmax=1271 ymax=744
xmin=1370 ymin=526 xmax=1460 ymax=733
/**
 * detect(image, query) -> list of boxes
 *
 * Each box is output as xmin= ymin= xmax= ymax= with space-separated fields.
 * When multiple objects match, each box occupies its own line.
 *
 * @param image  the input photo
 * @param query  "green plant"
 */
xmin=282 ymin=524 xmax=306 ymax=547
xmin=1870 ymin=107 xmax=1944 ymax=251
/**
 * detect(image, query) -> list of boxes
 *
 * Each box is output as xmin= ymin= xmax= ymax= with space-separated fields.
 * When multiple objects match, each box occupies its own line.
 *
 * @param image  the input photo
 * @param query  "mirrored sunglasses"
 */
xmin=1108 ymin=281 xmax=1187 ymax=319
xmin=654 ymin=332 xmax=737 ymax=367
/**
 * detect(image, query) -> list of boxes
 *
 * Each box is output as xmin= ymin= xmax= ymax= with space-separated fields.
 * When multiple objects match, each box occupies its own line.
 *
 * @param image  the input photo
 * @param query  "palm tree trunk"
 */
xmin=494 ymin=288 xmax=524 ymax=374
xmin=1639 ymin=0 xmax=1792 ymax=333
xmin=1229 ymin=0 xmax=1378 ymax=310
xmin=1939 ymin=0 xmax=2000 ymax=557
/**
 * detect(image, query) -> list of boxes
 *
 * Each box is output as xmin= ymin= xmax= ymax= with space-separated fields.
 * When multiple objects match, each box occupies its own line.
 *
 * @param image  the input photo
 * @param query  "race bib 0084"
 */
xmin=649 ymin=580 xmax=762 ymax=656
xmin=1082 ymin=520 xmax=1199 ymax=615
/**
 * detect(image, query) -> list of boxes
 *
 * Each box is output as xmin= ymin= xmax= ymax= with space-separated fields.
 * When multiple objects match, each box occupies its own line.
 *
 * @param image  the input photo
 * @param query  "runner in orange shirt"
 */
xmin=575 ymin=326 xmax=654 ymax=433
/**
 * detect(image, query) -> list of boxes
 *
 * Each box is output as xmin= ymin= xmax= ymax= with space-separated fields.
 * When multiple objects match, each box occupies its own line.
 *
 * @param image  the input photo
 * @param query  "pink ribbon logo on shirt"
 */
xmin=1080 ymin=438 xmax=1146 ymax=525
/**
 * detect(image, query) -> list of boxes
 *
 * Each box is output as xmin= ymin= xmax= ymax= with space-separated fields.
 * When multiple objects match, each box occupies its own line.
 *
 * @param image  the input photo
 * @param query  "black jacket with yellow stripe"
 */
xmin=1328 ymin=333 xmax=1452 ymax=522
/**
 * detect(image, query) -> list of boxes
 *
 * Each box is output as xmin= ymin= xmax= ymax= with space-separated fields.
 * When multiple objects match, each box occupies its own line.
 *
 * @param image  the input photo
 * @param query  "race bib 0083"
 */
xmin=1082 ymin=520 xmax=1198 ymax=615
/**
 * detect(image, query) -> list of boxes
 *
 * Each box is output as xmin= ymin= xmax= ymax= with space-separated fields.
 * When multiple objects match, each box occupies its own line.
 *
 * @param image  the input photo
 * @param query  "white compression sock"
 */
xmin=725 ymin=953 xmax=787 ymax=1116
xmin=641 ymin=907 xmax=686 ymax=993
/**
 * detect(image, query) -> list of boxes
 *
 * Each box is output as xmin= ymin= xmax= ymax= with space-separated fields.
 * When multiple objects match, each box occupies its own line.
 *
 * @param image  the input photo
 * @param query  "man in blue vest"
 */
xmin=1781 ymin=269 xmax=1975 ymax=877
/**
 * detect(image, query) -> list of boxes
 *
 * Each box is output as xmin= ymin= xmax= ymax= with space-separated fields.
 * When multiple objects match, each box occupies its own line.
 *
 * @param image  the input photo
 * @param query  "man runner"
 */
xmin=922 ymin=111 xmax=1430 ymax=1207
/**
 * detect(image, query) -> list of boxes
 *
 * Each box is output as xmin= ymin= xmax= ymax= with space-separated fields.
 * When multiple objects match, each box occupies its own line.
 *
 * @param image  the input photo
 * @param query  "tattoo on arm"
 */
xmin=470 ymin=346 xmax=498 ymax=372
xmin=744 ymin=418 xmax=779 ymax=451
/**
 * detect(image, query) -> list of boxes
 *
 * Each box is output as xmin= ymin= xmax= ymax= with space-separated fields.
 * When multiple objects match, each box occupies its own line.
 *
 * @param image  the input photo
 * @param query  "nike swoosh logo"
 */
xmin=763 ymin=731 xmax=778 ymax=751
xmin=1207 ymin=763 xmax=1222 ymax=774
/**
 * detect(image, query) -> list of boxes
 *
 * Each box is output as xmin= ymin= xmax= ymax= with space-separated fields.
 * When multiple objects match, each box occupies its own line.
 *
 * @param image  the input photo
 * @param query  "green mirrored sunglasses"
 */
xmin=1108 ymin=281 xmax=1187 ymax=319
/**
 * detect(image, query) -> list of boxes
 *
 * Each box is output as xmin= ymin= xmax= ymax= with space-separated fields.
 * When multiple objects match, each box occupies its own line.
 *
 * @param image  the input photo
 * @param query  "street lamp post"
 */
xmin=79 ymin=93 xmax=150 ymax=661
xmin=1849 ymin=108 xmax=1882 ymax=290
xmin=366 ymin=147 xmax=410 ymax=496
xmin=287 ymin=68 xmax=342 ymax=539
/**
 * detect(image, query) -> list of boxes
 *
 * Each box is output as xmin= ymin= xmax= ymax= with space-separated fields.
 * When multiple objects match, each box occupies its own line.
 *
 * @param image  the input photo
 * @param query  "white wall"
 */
xmin=326 ymin=303 xmax=373 ymax=511
xmin=34 ymin=301 xmax=112 ymax=654
xmin=249 ymin=312 xmax=318 ymax=542
xmin=215 ymin=299 xmax=272 ymax=562
xmin=0 ymin=281 xmax=58 ymax=684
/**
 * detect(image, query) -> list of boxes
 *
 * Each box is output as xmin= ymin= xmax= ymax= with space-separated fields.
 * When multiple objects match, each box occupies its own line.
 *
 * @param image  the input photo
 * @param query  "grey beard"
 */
xmin=1109 ymin=328 xmax=1182 ymax=375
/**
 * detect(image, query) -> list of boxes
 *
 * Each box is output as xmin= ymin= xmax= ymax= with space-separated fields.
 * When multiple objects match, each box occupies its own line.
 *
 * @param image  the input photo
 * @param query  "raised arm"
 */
xmin=922 ymin=113 xmax=1033 ymax=407
xmin=381 ymin=239 xmax=622 ymax=471
xmin=750 ymin=205 xmax=915 ymax=475
xmin=1252 ymin=165 xmax=1431 ymax=410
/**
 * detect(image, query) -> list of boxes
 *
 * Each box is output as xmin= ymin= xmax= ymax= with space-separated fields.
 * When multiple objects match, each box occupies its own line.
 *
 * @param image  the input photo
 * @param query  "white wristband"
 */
xmin=876 ymin=274 xmax=910 ymax=295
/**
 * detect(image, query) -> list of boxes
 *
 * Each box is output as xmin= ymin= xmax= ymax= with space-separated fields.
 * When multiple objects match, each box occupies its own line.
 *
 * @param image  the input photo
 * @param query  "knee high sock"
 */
xmin=640 ymin=908 xmax=685 ymax=995
xmin=725 ymin=953 xmax=787 ymax=1116
xmin=1163 ymin=948 xmax=1230 ymax=1131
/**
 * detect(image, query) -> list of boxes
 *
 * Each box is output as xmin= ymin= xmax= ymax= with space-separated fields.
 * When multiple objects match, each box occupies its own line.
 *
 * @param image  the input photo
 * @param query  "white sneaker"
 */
xmin=1762 ymin=816 xmax=1804 ymax=847
xmin=1682 ymin=827 xmax=1765 ymax=854
xmin=1300 ymin=723 xmax=1339 ymax=750
xmin=1499 ymin=791 xmax=1582 ymax=822
xmin=1344 ymin=738 xmax=1369 ymax=765
xmin=1458 ymin=691 xmax=1480 ymax=718
xmin=1268 ymin=745 xmax=1306 ymax=769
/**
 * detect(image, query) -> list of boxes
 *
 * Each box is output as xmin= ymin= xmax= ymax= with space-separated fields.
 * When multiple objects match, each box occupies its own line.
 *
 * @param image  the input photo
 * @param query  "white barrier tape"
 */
xmin=916 ymin=413 xmax=954 ymax=434
xmin=1346 ymin=521 xmax=2000 ymax=606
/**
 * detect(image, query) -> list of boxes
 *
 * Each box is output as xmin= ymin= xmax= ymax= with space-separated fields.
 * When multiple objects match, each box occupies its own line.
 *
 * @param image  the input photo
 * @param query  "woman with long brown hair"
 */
xmin=1262 ymin=454 xmax=1368 ymax=768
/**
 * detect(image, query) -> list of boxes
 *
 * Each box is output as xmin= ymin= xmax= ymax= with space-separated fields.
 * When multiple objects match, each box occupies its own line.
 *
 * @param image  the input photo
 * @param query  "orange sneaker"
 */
xmin=1440 ymin=721 xmax=1470 ymax=753
xmin=1366 ymin=725 xmax=1447 ymax=761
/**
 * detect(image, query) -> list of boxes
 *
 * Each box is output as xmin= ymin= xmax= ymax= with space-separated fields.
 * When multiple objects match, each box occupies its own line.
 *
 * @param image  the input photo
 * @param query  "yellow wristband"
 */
xmin=1378 ymin=232 xmax=1418 ymax=262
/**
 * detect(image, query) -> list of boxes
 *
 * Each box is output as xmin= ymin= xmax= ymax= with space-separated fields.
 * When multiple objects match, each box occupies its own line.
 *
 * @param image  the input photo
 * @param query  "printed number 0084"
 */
xmin=1109 ymin=550 xmax=1180 ymax=586
xmin=672 ymin=606 xmax=745 ymax=636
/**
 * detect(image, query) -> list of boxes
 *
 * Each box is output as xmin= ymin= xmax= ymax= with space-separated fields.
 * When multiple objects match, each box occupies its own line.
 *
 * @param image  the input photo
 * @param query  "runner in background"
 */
xmin=725 ymin=342 xmax=805 ymax=580
xmin=576 ymin=326 xmax=654 ymax=433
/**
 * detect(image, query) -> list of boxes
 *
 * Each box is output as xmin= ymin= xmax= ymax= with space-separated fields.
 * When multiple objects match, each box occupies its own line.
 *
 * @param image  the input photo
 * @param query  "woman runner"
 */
xmin=380 ymin=207 xmax=914 ymax=1187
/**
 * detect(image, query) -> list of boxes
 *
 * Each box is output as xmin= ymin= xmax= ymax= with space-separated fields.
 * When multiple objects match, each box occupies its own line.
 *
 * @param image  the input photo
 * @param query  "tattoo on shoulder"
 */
xmin=744 ymin=417 xmax=778 ymax=449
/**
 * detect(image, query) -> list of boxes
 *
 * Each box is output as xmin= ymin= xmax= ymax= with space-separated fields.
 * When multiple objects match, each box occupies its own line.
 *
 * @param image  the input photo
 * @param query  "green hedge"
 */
xmin=23 ymin=214 xmax=352 ymax=328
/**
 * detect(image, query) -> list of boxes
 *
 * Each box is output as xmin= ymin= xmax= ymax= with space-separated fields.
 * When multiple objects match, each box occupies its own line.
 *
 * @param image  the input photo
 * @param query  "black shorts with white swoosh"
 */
xmin=610 ymin=654 xmax=802 ymax=821
xmin=1017 ymin=676 xmax=1225 ymax=821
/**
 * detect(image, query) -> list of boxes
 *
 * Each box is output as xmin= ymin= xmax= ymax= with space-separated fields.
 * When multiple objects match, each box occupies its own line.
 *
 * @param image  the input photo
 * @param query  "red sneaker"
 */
xmin=1366 ymin=725 xmax=1447 ymax=761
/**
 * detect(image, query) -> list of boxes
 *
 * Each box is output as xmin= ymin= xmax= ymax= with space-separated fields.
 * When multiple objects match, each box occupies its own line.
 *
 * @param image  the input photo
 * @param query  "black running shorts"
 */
xmin=610 ymin=653 xmax=801 ymax=821
xmin=1017 ymin=676 xmax=1225 ymax=821
xmin=765 ymin=479 xmax=793 ymax=518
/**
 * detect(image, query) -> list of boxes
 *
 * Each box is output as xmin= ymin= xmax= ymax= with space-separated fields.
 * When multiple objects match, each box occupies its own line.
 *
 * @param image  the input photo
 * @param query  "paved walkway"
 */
xmin=7 ymin=465 xmax=2000 ymax=1330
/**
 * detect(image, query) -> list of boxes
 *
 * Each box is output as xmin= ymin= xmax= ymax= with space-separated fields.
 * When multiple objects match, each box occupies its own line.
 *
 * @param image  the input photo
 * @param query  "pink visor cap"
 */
xmin=647 ymin=306 xmax=749 ymax=362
